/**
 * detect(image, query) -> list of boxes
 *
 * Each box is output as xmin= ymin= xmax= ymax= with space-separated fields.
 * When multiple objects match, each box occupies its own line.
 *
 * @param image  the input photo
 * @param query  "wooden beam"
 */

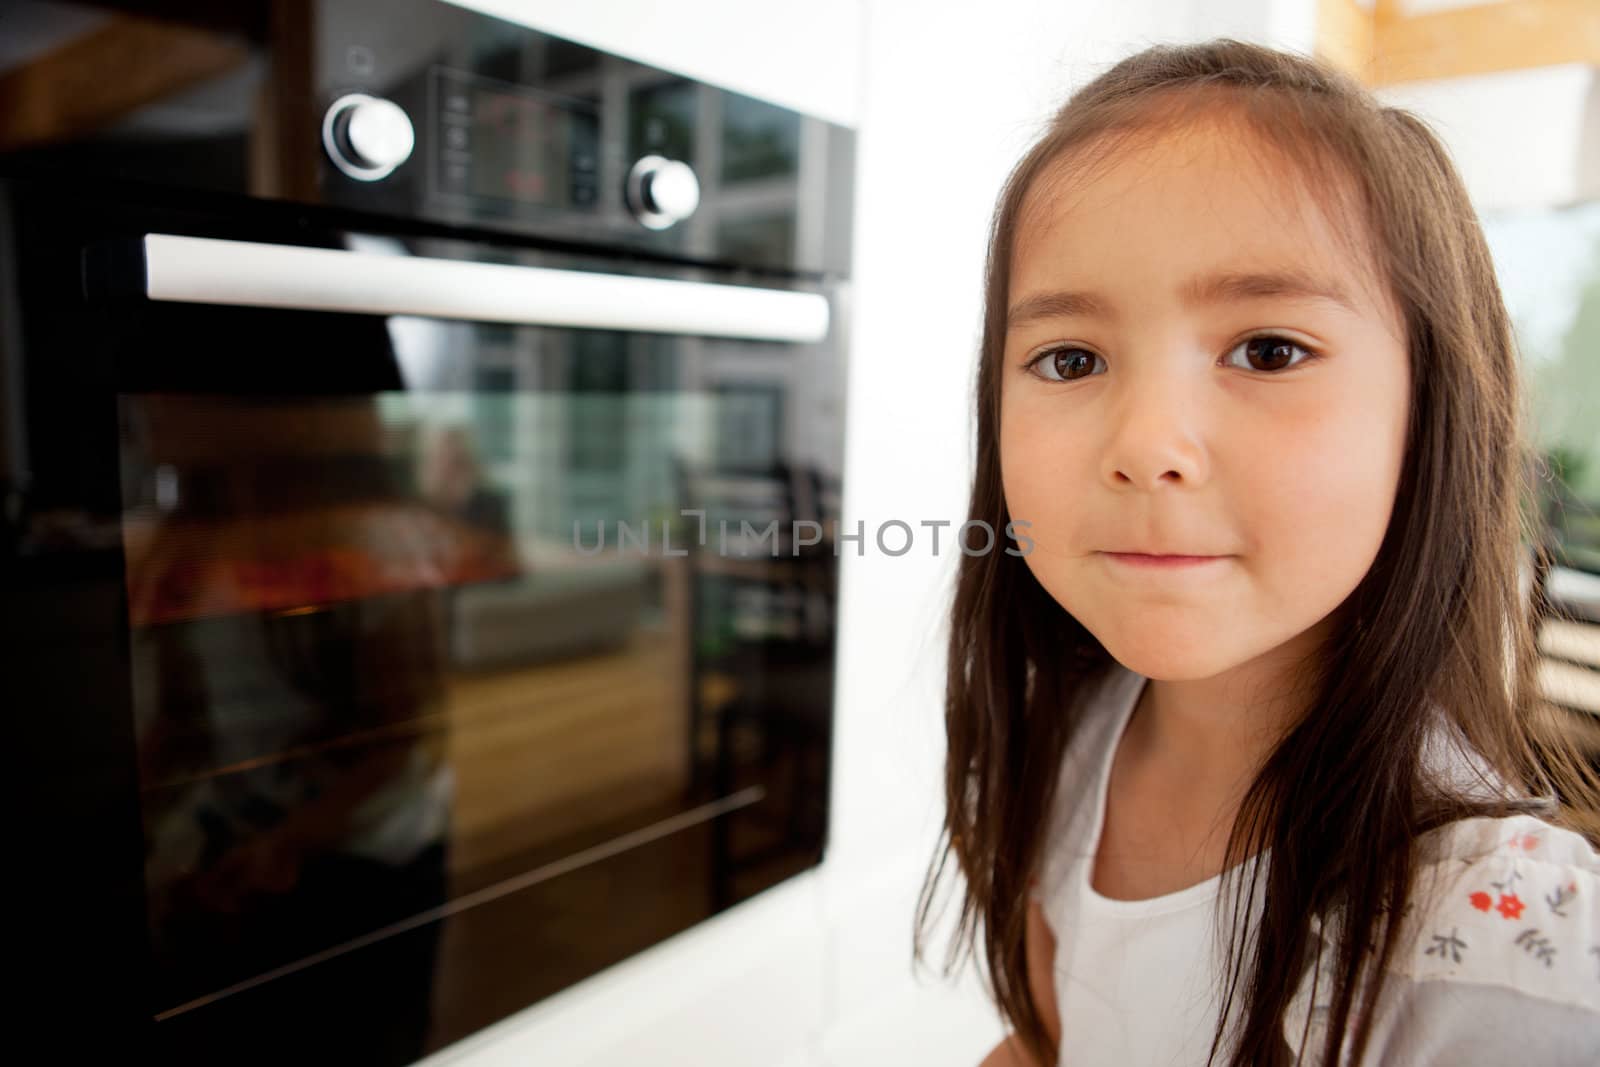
xmin=1320 ymin=0 xmax=1600 ymax=87
xmin=1372 ymin=0 xmax=1600 ymax=85
xmin=1316 ymin=0 xmax=1378 ymax=85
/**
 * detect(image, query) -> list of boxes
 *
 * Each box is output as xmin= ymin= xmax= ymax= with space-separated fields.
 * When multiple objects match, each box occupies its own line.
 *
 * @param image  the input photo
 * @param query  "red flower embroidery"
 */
xmin=1495 ymin=893 xmax=1525 ymax=920
xmin=1518 ymin=834 xmax=1541 ymax=851
xmin=1469 ymin=891 xmax=1493 ymax=911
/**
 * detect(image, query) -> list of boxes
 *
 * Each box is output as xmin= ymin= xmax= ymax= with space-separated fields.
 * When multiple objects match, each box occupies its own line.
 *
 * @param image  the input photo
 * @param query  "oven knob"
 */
xmin=322 ymin=93 xmax=415 ymax=181
xmin=626 ymin=155 xmax=700 ymax=230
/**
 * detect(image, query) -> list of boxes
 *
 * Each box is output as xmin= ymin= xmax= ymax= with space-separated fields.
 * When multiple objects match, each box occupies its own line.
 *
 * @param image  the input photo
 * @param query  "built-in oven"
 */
xmin=0 ymin=2 xmax=854 ymax=1061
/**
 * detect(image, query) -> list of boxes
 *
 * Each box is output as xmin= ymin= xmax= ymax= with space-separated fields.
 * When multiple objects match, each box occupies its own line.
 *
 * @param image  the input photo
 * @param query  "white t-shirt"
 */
xmin=1029 ymin=661 xmax=1600 ymax=1066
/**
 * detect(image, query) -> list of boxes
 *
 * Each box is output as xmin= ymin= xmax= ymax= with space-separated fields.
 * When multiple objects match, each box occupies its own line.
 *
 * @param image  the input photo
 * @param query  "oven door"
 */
xmin=3 ymin=182 xmax=843 ymax=1062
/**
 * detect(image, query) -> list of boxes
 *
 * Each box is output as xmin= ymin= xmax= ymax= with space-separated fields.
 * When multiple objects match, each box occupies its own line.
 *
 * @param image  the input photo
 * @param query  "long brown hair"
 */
xmin=913 ymin=37 xmax=1600 ymax=1067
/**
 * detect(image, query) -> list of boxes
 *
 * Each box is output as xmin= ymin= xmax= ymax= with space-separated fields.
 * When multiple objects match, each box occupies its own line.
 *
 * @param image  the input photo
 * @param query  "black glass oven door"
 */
xmin=4 ymin=194 xmax=843 ymax=1063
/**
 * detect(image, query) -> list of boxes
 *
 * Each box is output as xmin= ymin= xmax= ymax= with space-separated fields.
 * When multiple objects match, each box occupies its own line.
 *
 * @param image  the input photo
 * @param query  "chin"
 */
xmin=1077 ymin=619 xmax=1260 ymax=682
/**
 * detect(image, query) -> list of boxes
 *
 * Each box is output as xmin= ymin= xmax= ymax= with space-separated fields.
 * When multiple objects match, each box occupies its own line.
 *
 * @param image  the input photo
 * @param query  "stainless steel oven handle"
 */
xmin=140 ymin=234 xmax=830 ymax=343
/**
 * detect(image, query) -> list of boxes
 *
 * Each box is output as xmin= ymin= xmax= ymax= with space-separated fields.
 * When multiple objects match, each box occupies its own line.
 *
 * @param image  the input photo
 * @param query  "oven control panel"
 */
xmin=305 ymin=0 xmax=852 ymax=271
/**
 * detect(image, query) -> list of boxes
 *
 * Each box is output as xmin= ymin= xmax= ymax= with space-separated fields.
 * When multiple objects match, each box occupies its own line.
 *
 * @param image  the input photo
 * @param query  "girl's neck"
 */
xmin=1123 ymin=681 xmax=1278 ymax=801
xmin=1121 ymin=624 xmax=1327 ymax=794
xmin=1093 ymin=672 xmax=1289 ymax=901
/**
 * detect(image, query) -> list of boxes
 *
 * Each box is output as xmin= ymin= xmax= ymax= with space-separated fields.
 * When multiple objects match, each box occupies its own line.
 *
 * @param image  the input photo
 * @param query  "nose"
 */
xmin=1097 ymin=355 xmax=1209 ymax=490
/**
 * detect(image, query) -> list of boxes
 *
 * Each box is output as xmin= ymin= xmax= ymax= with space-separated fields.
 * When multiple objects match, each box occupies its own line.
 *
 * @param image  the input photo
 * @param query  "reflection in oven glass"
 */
xmin=629 ymin=79 xmax=696 ymax=166
xmin=115 ymin=382 xmax=837 ymax=1057
xmin=720 ymin=92 xmax=801 ymax=185
xmin=716 ymin=212 xmax=798 ymax=274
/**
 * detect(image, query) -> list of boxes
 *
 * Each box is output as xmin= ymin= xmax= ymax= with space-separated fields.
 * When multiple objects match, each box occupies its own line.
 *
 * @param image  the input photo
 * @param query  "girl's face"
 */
xmin=999 ymin=119 xmax=1411 ymax=682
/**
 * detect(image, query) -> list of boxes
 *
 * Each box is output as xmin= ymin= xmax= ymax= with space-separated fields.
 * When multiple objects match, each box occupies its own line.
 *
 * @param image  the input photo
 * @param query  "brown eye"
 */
xmin=1028 ymin=346 xmax=1100 ymax=382
xmin=1228 ymin=334 xmax=1317 ymax=373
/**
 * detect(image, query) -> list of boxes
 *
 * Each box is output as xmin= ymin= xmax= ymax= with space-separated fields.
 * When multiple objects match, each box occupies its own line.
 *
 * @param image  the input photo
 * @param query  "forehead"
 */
xmin=1010 ymin=121 xmax=1394 ymax=324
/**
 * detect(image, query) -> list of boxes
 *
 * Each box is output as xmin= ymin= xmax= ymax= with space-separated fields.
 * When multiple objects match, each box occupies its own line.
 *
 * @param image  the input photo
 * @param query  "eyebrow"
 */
xmin=1005 ymin=268 xmax=1361 ymax=330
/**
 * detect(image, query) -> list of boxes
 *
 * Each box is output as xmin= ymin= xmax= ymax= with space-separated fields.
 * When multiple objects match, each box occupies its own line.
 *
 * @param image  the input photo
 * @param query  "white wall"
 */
xmin=1375 ymin=65 xmax=1600 ymax=213
xmin=421 ymin=3 xmax=1323 ymax=1065
xmin=442 ymin=0 xmax=866 ymax=128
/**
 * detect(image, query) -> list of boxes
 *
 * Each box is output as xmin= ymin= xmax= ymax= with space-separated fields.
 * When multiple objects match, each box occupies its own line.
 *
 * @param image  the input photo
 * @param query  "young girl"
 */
xmin=915 ymin=38 xmax=1600 ymax=1067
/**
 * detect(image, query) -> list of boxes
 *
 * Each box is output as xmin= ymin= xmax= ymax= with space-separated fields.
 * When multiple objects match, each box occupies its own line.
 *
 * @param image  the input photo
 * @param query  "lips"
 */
xmin=1104 ymin=550 xmax=1220 ymax=559
xmin=1101 ymin=551 xmax=1229 ymax=570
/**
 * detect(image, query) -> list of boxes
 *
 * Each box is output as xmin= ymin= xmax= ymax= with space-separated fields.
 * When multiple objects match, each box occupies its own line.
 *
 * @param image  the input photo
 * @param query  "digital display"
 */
xmin=435 ymin=70 xmax=599 ymax=210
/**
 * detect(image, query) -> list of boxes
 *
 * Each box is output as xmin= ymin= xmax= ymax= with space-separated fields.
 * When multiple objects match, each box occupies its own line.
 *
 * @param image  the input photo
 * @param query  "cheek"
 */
xmin=998 ymin=403 xmax=1084 ymax=542
xmin=1240 ymin=383 xmax=1409 ymax=583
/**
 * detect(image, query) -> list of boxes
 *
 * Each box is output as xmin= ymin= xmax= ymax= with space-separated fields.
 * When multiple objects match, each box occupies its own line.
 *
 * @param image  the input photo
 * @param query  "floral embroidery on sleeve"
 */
xmin=1424 ymin=927 xmax=1467 ymax=962
xmin=1513 ymin=929 xmax=1558 ymax=967
xmin=1398 ymin=817 xmax=1600 ymax=1009
xmin=1285 ymin=817 xmax=1600 ymax=1063
xmin=1546 ymin=880 xmax=1578 ymax=918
